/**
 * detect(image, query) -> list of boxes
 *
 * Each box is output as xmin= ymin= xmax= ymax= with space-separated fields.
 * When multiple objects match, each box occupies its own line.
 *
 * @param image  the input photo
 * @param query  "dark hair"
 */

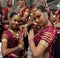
xmin=0 ymin=6 xmax=3 ymax=15
xmin=37 ymin=5 xmax=47 ymax=12
xmin=10 ymin=12 xmax=17 ymax=19
xmin=37 ymin=5 xmax=51 ymax=20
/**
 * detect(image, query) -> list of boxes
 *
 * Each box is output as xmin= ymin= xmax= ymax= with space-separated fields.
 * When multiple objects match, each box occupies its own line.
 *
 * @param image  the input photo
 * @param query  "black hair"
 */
xmin=37 ymin=5 xmax=47 ymax=12
xmin=37 ymin=5 xmax=51 ymax=20
xmin=10 ymin=12 xmax=17 ymax=19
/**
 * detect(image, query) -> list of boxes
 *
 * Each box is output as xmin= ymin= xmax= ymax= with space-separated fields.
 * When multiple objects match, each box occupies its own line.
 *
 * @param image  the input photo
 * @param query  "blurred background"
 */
xmin=0 ymin=0 xmax=60 ymax=12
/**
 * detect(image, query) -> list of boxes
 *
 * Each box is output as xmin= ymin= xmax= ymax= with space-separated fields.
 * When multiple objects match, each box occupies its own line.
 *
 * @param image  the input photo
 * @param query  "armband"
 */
xmin=24 ymin=24 xmax=28 ymax=27
xmin=40 ymin=40 xmax=49 ymax=48
xmin=2 ymin=39 xmax=7 ymax=42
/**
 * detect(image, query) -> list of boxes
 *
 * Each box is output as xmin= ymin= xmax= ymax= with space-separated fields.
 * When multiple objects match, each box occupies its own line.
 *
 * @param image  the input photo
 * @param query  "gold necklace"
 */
xmin=8 ymin=29 xmax=19 ymax=37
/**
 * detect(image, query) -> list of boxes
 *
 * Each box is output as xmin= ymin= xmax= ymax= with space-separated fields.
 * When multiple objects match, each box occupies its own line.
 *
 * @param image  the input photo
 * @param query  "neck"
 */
xmin=9 ymin=26 xmax=19 ymax=32
xmin=40 ymin=20 xmax=51 ymax=29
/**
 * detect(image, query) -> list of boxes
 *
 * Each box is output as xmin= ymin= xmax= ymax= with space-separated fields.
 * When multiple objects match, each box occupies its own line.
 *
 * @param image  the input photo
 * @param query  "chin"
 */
xmin=38 ymin=23 xmax=43 ymax=27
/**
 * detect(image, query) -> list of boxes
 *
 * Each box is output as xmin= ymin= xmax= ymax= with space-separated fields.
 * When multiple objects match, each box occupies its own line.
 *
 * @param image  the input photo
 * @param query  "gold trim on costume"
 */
xmin=43 ymin=32 xmax=53 ymax=39
xmin=41 ymin=32 xmax=53 ymax=43
xmin=42 ymin=35 xmax=52 ymax=43
xmin=40 ymin=40 xmax=49 ymax=48
xmin=8 ymin=29 xmax=19 ymax=37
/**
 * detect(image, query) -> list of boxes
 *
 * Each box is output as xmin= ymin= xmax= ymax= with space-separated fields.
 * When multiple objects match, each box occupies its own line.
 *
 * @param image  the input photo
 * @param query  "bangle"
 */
xmin=18 ymin=44 xmax=24 ymax=50
xmin=18 ymin=44 xmax=23 ymax=49
xmin=28 ymin=39 xmax=34 ymax=45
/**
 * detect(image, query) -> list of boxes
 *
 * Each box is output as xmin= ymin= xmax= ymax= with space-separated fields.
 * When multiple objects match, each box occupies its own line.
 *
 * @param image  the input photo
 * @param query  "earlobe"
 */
xmin=43 ymin=12 xmax=48 ymax=20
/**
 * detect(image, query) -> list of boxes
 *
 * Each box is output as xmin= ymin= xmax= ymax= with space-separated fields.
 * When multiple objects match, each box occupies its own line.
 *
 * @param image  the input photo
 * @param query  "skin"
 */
xmin=2 ymin=14 xmax=24 ymax=57
xmin=35 ymin=9 xmax=47 ymax=28
xmin=10 ymin=15 xmax=20 ymax=29
xmin=28 ymin=9 xmax=52 ymax=58
xmin=18 ymin=0 xmax=30 ymax=22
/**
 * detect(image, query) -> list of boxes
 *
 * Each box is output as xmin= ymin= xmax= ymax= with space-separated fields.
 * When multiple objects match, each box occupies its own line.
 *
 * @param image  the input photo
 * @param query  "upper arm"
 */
xmin=2 ymin=33 xmax=8 ymax=51
xmin=36 ymin=32 xmax=54 ymax=56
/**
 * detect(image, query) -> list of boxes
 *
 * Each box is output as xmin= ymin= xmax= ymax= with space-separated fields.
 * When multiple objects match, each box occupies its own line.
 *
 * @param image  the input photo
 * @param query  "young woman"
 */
xmin=18 ymin=0 xmax=30 ymax=23
xmin=28 ymin=5 xmax=57 ymax=58
xmin=1 ymin=12 xmax=25 ymax=58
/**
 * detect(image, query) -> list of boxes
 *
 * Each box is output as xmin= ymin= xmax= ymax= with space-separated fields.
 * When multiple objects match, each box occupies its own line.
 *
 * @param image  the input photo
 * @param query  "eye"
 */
xmin=36 ymin=15 xmax=41 ymax=18
xmin=14 ymin=19 xmax=17 ymax=21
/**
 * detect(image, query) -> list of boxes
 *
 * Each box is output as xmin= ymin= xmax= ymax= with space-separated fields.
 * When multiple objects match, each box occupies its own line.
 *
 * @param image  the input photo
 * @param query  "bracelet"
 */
xmin=28 ymin=39 xmax=34 ymax=45
xmin=18 ymin=44 xmax=23 ymax=49
xmin=18 ymin=44 xmax=24 ymax=50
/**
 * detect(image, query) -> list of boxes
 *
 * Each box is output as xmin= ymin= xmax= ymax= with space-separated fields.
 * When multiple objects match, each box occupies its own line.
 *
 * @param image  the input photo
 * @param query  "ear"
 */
xmin=43 ymin=12 xmax=48 ymax=20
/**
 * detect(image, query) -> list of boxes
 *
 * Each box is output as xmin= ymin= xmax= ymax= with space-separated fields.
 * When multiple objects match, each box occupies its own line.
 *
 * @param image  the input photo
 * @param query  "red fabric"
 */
xmin=2 ymin=29 xmax=26 ymax=58
xmin=19 ymin=7 xmax=30 ymax=17
xmin=3 ymin=7 xmax=9 ymax=15
xmin=34 ymin=25 xmax=56 ymax=58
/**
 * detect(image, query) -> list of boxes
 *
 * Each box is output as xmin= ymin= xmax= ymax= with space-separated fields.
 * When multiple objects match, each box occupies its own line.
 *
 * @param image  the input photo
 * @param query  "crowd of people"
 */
xmin=0 ymin=0 xmax=60 ymax=58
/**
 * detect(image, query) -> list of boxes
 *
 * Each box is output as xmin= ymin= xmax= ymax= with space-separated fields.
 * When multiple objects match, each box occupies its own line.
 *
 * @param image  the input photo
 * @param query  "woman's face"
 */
xmin=6 ymin=0 xmax=12 ymax=6
xmin=35 ymin=10 xmax=46 ymax=27
xmin=10 ymin=14 xmax=20 ymax=29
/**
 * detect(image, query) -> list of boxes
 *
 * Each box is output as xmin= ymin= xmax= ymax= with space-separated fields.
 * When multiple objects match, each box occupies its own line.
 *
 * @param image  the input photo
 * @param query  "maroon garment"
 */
xmin=2 ymin=29 xmax=25 ymax=58
xmin=34 ymin=26 xmax=56 ymax=58
xmin=19 ymin=7 xmax=30 ymax=17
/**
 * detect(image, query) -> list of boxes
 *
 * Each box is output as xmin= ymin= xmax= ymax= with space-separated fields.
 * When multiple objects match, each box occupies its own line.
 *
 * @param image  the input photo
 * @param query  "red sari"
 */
xmin=34 ymin=25 xmax=56 ymax=58
xmin=2 ymin=29 xmax=26 ymax=58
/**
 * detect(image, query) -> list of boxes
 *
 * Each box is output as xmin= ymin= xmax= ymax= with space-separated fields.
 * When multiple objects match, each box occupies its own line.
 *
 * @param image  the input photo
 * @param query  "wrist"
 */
xmin=28 ymin=39 xmax=34 ymax=45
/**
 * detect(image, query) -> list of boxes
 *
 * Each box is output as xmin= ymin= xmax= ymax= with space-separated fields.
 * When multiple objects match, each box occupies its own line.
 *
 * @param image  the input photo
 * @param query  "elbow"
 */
xmin=32 ymin=51 xmax=41 ymax=57
xmin=2 ymin=51 xmax=7 ymax=56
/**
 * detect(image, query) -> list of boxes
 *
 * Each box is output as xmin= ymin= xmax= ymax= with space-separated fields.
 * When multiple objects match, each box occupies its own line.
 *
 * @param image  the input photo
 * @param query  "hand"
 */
xmin=18 ymin=33 xmax=24 ymax=47
xmin=28 ymin=29 xmax=34 ymax=40
xmin=23 ymin=27 xmax=28 ymax=37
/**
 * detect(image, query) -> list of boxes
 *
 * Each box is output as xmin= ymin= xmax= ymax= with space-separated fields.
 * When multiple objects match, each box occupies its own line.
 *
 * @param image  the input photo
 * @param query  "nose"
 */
xmin=36 ymin=18 xmax=39 ymax=22
xmin=15 ymin=21 xmax=19 ymax=25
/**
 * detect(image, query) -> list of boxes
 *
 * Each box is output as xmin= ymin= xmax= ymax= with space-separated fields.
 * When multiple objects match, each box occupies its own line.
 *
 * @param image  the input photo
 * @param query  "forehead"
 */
xmin=11 ymin=15 xmax=20 ymax=20
xmin=36 ymin=9 xmax=42 ymax=15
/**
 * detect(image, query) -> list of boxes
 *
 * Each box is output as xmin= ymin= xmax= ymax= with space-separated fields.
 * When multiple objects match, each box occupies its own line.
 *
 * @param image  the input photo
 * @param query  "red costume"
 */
xmin=2 ymin=29 xmax=25 ymax=58
xmin=34 ymin=25 xmax=56 ymax=58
